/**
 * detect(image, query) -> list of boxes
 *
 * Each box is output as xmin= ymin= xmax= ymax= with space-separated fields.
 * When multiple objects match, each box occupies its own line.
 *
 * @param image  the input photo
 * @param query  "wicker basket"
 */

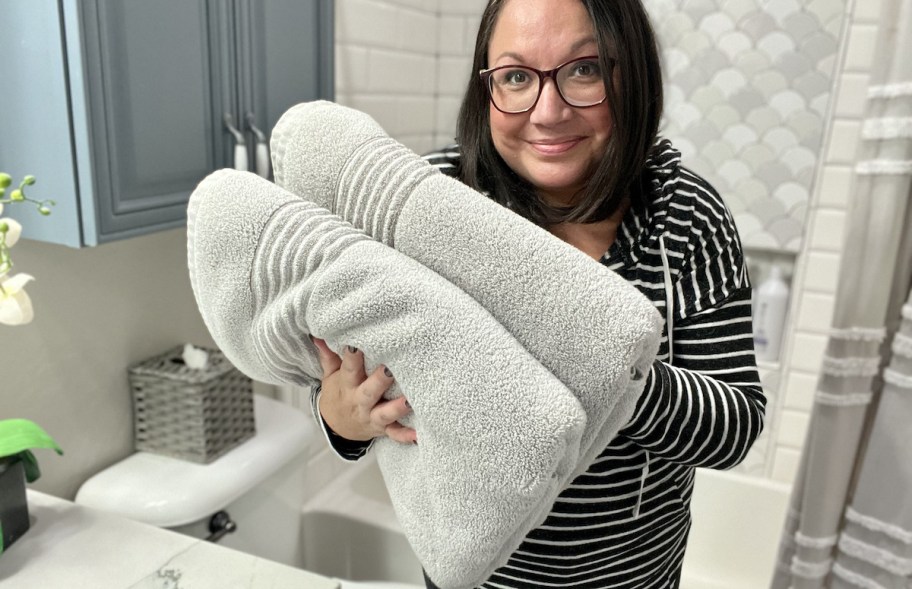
xmin=129 ymin=346 xmax=255 ymax=463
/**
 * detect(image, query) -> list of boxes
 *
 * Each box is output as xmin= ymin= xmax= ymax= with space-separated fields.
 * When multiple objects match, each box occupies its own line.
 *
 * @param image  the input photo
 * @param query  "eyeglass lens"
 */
xmin=487 ymin=57 xmax=606 ymax=113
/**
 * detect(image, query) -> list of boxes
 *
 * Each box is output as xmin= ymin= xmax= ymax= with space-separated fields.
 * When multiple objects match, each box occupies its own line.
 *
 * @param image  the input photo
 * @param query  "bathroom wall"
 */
xmin=0 ymin=230 xmax=221 ymax=499
xmin=334 ymin=0 xmax=486 ymax=153
xmin=334 ymin=0 xmax=440 ymax=155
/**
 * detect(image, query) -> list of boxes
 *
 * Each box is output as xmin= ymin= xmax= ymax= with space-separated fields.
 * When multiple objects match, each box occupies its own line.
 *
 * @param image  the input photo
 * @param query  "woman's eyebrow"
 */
xmin=490 ymin=37 xmax=599 ymax=65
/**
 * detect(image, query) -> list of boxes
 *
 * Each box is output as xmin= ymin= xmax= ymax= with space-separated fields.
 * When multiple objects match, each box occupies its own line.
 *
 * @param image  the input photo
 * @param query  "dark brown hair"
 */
xmin=456 ymin=0 xmax=664 ymax=226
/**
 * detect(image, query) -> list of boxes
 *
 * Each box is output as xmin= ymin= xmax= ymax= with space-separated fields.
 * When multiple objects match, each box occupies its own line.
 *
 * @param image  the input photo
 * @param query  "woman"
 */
xmin=314 ymin=0 xmax=766 ymax=587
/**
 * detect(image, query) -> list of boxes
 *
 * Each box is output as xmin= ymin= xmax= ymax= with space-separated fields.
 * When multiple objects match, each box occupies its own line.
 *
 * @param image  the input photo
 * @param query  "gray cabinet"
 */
xmin=0 ymin=0 xmax=333 ymax=247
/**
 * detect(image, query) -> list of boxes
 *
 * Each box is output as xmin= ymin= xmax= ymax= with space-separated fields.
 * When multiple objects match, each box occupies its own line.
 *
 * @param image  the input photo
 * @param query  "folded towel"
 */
xmin=187 ymin=170 xmax=587 ymax=589
xmin=271 ymin=101 xmax=663 ymax=480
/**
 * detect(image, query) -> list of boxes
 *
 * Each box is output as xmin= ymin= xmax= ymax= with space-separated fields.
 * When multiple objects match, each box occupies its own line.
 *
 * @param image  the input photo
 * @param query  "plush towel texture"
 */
xmin=271 ymin=101 xmax=663 ymax=480
xmin=187 ymin=170 xmax=587 ymax=589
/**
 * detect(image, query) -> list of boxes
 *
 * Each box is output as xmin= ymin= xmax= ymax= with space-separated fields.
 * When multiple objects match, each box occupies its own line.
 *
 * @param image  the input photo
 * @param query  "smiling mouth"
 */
xmin=529 ymin=138 xmax=584 ymax=155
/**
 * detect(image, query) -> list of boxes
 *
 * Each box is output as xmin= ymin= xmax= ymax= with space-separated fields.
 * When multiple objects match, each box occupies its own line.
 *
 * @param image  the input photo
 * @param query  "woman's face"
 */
xmin=487 ymin=0 xmax=613 ymax=206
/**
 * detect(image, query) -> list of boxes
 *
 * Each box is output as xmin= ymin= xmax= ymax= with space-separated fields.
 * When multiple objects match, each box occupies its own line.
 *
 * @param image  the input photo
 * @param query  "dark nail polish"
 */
xmin=384 ymin=367 xmax=393 ymax=378
xmin=412 ymin=440 xmax=418 ymax=446
xmin=347 ymin=345 xmax=358 ymax=354
xmin=405 ymin=400 xmax=412 ymax=409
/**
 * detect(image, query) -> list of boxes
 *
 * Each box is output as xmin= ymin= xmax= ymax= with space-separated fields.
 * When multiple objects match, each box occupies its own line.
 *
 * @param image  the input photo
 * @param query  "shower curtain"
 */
xmin=770 ymin=0 xmax=912 ymax=587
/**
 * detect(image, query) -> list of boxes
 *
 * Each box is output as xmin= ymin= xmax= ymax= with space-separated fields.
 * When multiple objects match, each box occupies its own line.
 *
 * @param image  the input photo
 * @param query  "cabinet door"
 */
xmin=78 ymin=0 xmax=236 ymax=244
xmin=236 ymin=0 xmax=335 ymax=176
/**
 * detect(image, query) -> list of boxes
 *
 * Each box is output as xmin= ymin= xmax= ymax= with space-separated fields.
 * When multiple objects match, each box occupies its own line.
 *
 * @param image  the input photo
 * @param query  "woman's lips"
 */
xmin=528 ymin=138 xmax=584 ymax=155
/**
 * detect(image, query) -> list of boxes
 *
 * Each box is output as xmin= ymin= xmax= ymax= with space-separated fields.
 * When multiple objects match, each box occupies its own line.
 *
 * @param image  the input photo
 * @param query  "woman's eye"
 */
xmin=571 ymin=61 xmax=601 ymax=78
xmin=500 ymin=70 xmax=531 ymax=86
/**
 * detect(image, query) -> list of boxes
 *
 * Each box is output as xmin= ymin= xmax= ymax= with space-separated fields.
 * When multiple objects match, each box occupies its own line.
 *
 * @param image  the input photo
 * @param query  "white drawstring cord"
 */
xmin=632 ymin=450 xmax=651 ymax=518
xmin=634 ymin=235 xmax=674 ymax=519
xmin=658 ymin=235 xmax=674 ymax=364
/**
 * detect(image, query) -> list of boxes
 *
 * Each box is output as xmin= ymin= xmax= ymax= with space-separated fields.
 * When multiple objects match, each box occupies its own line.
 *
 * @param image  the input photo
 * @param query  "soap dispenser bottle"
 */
xmin=753 ymin=264 xmax=790 ymax=362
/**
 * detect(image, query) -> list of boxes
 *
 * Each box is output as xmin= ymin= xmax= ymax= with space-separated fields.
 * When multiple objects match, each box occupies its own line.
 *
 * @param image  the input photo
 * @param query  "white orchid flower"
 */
xmin=0 ymin=273 xmax=35 ymax=326
xmin=1 ymin=217 xmax=23 ymax=247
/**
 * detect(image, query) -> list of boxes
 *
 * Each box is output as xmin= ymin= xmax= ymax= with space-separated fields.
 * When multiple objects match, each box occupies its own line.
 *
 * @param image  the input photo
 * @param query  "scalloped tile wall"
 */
xmin=645 ymin=0 xmax=849 ymax=252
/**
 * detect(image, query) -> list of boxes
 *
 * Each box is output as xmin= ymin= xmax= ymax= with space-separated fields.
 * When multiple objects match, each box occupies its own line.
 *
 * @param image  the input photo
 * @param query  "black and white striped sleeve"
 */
xmin=621 ymin=177 xmax=766 ymax=469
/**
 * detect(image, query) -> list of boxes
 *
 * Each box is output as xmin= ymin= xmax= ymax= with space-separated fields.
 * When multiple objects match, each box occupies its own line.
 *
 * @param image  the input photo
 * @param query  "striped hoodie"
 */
xmin=314 ymin=139 xmax=766 ymax=588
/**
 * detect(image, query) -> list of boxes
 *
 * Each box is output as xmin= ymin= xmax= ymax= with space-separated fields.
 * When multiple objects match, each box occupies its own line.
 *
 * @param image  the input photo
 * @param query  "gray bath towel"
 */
xmin=187 ymin=170 xmax=587 ymax=589
xmin=271 ymin=101 xmax=663 ymax=479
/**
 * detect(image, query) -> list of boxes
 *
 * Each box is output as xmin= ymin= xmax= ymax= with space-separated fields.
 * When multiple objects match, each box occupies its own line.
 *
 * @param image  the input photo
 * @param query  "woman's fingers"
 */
xmin=382 ymin=396 xmax=417 ymax=444
xmin=312 ymin=337 xmax=342 ymax=376
xmin=354 ymin=363 xmax=392 ymax=419
xmin=361 ymin=368 xmax=416 ymax=444
xmin=371 ymin=394 xmax=412 ymax=424
xmin=315 ymin=348 xmax=416 ymax=444
xmin=386 ymin=422 xmax=418 ymax=445
xmin=340 ymin=345 xmax=368 ymax=390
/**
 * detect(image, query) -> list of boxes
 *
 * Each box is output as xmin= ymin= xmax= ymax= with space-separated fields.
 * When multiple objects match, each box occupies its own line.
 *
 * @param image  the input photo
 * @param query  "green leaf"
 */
xmin=0 ymin=419 xmax=63 ymax=483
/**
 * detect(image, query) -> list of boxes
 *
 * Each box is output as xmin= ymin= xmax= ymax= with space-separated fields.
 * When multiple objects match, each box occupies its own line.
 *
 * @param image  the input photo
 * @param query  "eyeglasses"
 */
xmin=479 ymin=56 xmax=611 ymax=114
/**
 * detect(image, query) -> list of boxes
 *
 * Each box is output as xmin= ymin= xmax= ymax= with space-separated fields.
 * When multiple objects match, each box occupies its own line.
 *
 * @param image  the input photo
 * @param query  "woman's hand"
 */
xmin=313 ymin=338 xmax=417 ymax=444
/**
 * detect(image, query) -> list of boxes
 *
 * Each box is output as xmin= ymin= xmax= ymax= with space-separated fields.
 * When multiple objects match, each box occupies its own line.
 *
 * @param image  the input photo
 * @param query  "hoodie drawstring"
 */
xmin=658 ymin=235 xmax=674 ymax=365
xmin=632 ymin=450 xmax=651 ymax=518
xmin=633 ymin=235 xmax=674 ymax=519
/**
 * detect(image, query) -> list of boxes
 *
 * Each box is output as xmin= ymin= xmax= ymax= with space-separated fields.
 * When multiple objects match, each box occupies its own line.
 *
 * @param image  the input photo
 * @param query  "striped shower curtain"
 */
xmin=770 ymin=0 xmax=912 ymax=587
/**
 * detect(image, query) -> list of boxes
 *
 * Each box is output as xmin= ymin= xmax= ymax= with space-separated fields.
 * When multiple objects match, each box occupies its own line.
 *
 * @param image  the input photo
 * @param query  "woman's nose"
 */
xmin=529 ymin=79 xmax=573 ymax=125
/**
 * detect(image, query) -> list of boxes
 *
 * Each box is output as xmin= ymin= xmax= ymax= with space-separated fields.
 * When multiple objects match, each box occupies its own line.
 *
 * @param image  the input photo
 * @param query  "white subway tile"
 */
xmin=776 ymin=410 xmax=811 ymax=449
xmin=853 ymin=0 xmax=882 ymax=23
xmin=438 ymin=15 xmax=467 ymax=55
xmin=396 ymin=97 xmax=436 ymax=135
xmin=789 ymin=332 xmax=828 ymax=373
xmin=397 ymin=9 xmax=439 ymax=53
xmin=825 ymin=120 xmax=862 ymax=164
xmin=436 ymin=95 xmax=462 ymax=139
xmin=337 ymin=0 xmax=399 ymax=48
xmin=437 ymin=55 xmax=474 ymax=95
xmin=795 ymin=292 xmax=835 ymax=332
xmin=441 ymin=1 xmax=486 ymax=16
xmin=772 ymin=447 xmax=802 ymax=485
xmin=843 ymin=24 xmax=879 ymax=72
xmin=346 ymin=94 xmax=403 ymax=135
xmin=816 ymin=165 xmax=854 ymax=209
xmin=802 ymin=251 xmax=841 ymax=294
xmin=464 ymin=15 xmax=483 ymax=54
xmin=335 ymin=45 xmax=371 ymax=94
xmin=809 ymin=209 xmax=847 ymax=252
xmin=834 ymin=73 xmax=870 ymax=118
xmin=389 ymin=0 xmax=437 ymax=11
xmin=369 ymin=49 xmax=437 ymax=94
xmin=784 ymin=371 xmax=818 ymax=412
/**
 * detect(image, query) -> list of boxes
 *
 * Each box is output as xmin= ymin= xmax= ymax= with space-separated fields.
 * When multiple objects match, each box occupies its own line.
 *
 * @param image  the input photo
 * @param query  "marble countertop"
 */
xmin=0 ymin=491 xmax=341 ymax=589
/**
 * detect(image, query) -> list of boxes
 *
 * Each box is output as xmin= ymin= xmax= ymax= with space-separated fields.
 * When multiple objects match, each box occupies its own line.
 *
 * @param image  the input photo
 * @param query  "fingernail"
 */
xmin=412 ymin=440 xmax=418 ymax=446
xmin=384 ymin=366 xmax=393 ymax=378
xmin=405 ymin=400 xmax=411 ymax=409
xmin=347 ymin=345 xmax=358 ymax=354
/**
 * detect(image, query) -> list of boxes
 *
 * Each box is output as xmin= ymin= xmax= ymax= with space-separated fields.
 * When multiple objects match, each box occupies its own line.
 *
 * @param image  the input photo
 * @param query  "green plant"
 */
xmin=0 ymin=419 xmax=62 ymax=483
xmin=0 ymin=173 xmax=55 ymax=326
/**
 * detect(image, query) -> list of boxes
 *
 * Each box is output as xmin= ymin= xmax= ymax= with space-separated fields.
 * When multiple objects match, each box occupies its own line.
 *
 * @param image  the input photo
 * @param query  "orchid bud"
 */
xmin=0 ymin=173 xmax=11 ymax=189
xmin=10 ymin=189 xmax=24 ymax=202
xmin=38 ymin=206 xmax=52 ymax=216
xmin=23 ymin=175 xmax=36 ymax=186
